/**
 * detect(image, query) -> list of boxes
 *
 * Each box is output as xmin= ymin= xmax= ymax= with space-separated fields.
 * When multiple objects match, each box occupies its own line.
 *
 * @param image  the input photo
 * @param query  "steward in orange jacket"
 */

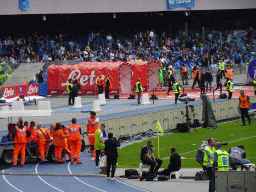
xmin=67 ymin=118 xmax=82 ymax=164
xmin=27 ymin=121 xmax=36 ymax=142
xmin=35 ymin=124 xmax=51 ymax=164
xmin=61 ymin=125 xmax=71 ymax=161
xmin=49 ymin=123 xmax=56 ymax=137
xmin=12 ymin=120 xmax=31 ymax=167
xmin=53 ymin=123 xmax=69 ymax=163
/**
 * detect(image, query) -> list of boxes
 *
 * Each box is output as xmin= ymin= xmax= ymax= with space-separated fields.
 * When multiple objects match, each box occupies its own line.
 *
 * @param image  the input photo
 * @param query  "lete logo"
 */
xmin=61 ymin=70 xmax=105 ymax=87
xmin=27 ymin=84 xmax=38 ymax=95
xmin=3 ymin=88 xmax=15 ymax=98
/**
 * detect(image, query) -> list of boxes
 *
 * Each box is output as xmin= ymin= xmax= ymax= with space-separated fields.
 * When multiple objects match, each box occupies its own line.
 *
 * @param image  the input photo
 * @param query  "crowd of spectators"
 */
xmin=0 ymin=28 xmax=256 ymax=69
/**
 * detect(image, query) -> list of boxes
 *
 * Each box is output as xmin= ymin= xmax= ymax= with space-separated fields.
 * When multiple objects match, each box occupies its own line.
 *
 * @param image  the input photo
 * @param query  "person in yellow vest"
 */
xmin=245 ymin=60 xmax=250 ymax=72
xmin=212 ymin=142 xmax=229 ymax=192
xmin=173 ymin=80 xmax=181 ymax=104
xmin=225 ymin=66 xmax=234 ymax=85
xmin=95 ymin=124 xmax=105 ymax=168
xmin=203 ymin=138 xmax=216 ymax=192
xmin=238 ymin=90 xmax=251 ymax=126
xmin=67 ymin=79 xmax=73 ymax=105
xmin=180 ymin=64 xmax=188 ymax=85
xmin=218 ymin=59 xmax=225 ymax=79
xmin=253 ymin=77 xmax=256 ymax=95
xmin=105 ymin=75 xmax=112 ymax=99
xmin=0 ymin=62 xmax=3 ymax=75
xmin=135 ymin=78 xmax=143 ymax=105
xmin=226 ymin=77 xmax=234 ymax=99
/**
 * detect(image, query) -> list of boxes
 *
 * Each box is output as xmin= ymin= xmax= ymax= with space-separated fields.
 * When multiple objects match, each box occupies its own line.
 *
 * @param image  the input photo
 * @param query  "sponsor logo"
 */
xmin=27 ymin=84 xmax=38 ymax=95
xmin=3 ymin=87 xmax=15 ymax=98
xmin=19 ymin=86 xmax=23 ymax=93
xmin=50 ymin=90 xmax=58 ymax=94
xmin=111 ymin=90 xmax=118 ymax=93
xmin=86 ymin=91 xmax=93 ymax=94
xmin=61 ymin=70 xmax=105 ymax=87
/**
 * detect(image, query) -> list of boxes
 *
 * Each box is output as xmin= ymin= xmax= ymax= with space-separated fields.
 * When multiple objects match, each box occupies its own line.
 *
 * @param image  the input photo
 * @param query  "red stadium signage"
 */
xmin=2 ymin=86 xmax=15 ymax=98
xmin=15 ymin=85 xmax=27 ymax=97
xmin=27 ymin=84 xmax=39 ymax=96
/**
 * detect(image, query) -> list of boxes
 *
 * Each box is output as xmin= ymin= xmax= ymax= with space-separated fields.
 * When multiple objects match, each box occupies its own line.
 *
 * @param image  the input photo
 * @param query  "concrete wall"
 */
xmin=1 ymin=0 xmax=256 ymax=15
xmin=81 ymin=96 xmax=256 ymax=145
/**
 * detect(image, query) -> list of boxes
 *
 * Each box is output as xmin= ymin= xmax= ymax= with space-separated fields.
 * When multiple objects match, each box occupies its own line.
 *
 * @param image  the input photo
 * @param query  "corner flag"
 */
xmin=156 ymin=120 xmax=164 ymax=134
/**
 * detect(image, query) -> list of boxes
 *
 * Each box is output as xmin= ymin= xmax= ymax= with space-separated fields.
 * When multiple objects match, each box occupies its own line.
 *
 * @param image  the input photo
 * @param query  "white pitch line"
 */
xmin=115 ymin=179 xmax=150 ymax=192
xmin=2 ymin=170 xmax=23 ymax=192
xmin=35 ymin=164 xmax=64 ymax=192
xmin=67 ymin=162 xmax=107 ymax=192
xmin=162 ymin=135 xmax=256 ymax=160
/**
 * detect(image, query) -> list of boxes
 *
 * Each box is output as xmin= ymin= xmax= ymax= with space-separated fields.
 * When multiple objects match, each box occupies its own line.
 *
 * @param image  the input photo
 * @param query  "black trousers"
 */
xmin=167 ymin=81 xmax=173 ymax=94
xmin=175 ymin=93 xmax=179 ymax=104
xmin=192 ymin=78 xmax=200 ymax=88
xmin=228 ymin=91 xmax=232 ymax=99
xmin=106 ymin=155 xmax=117 ymax=178
xmin=68 ymin=93 xmax=73 ymax=105
xmin=158 ymin=166 xmax=180 ymax=176
xmin=142 ymin=158 xmax=162 ymax=173
xmin=98 ymin=85 xmax=103 ymax=94
xmin=201 ymin=82 xmax=205 ymax=94
xmin=220 ymin=70 xmax=225 ymax=79
xmin=254 ymin=91 xmax=256 ymax=95
xmin=206 ymin=167 xmax=215 ymax=192
xmin=240 ymin=108 xmax=251 ymax=125
xmin=95 ymin=150 xmax=101 ymax=166
xmin=105 ymin=86 xmax=110 ymax=99
xmin=215 ymin=83 xmax=222 ymax=93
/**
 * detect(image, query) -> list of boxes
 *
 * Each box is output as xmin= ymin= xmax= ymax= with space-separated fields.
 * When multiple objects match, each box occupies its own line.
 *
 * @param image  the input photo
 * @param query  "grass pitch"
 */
xmin=117 ymin=119 xmax=256 ymax=169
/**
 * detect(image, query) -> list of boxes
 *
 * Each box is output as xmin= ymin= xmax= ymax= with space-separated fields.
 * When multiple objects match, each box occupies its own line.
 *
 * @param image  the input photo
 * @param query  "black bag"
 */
xmin=125 ymin=169 xmax=138 ymax=178
xmin=128 ymin=94 xmax=135 ymax=99
xmin=158 ymin=175 xmax=168 ymax=181
xmin=128 ymin=175 xmax=141 ymax=179
xmin=114 ymin=94 xmax=119 ymax=99
xmin=195 ymin=171 xmax=209 ymax=181
xmin=72 ymin=83 xmax=79 ymax=92
xmin=142 ymin=171 xmax=149 ymax=177
xmin=219 ymin=93 xmax=227 ymax=99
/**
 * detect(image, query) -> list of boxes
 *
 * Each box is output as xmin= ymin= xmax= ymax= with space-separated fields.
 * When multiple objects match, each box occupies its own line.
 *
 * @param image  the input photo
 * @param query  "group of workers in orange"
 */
xmin=11 ymin=111 xmax=100 ymax=167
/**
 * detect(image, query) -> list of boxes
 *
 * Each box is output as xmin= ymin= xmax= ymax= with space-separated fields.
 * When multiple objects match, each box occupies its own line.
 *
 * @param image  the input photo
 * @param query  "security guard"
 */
xmin=0 ymin=61 xmax=3 ymax=75
xmin=105 ymin=75 xmax=112 ymax=99
xmin=245 ymin=60 xmax=250 ymax=72
xmin=225 ymin=66 xmax=234 ymax=85
xmin=97 ymin=75 xmax=104 ymax=94
xmin=95 ymin=124 xmax=105 ymax=168
xmin=238 ymin=90 xmax=251 ymax=126
xmin=173 ymin=80 xmax=181 ymax=104
xmin=253 ymin=77 xmax=256 ymax=95
xmin=218 ymin=59 xmax=225 ymax=79
xmin=166 ymin=70 xmax=172 ymax=95
xmin=226 ymin=77 xmax=234 ymax=99
xmin=180 ymin=64 xmax=188 ymax=85
xmin=203 ymin=138 xmax=216 ymax=192
xmin=67 ymin=79 xmax=73 ymax=105
xmin=212 ymin=142 xmax=229 ymax=192
xmin=192 ymin=66 xmax=200 ymax=89
xmin=135 ymin=78 xmax=143 ymax=104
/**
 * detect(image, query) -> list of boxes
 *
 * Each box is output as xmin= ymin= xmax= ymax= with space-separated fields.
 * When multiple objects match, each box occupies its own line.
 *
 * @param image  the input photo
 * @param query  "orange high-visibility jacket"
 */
xmin=240 ymin=95 xmax=250 ymax=108
xmin=87 ymin=117 xmax=99 ymax=135
xmin=226 ymin=69 xmax=234 ymax=79
xmin=53 ymin=129 xmax=68 ymax=147
xmin=67 ymin=124 xmax=81 ymax=142
xmin=97 ymin=78 xmax=103 ymax=86
xmin=181 ymin=66 xmax=187 ymax=73
xmin=35 ymin=128 xmax=50 ymax=145
xmin=14 ymin=126 xmax=27 ymax=144
xmin=105 ymin=78 xmax=112 ymax=88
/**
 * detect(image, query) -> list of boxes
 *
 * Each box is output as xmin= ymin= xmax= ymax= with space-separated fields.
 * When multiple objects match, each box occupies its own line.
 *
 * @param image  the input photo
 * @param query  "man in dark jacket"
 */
xmin=157 ymin=147 xmax=181 ymax=176
xmin=72 ymin=79 xmax=81 ymax=104
xmin=105 ymin=132 xmax=120 ymax=180
xmin=200 ymin=69 xmax=206 ymax=94
xmin=215 ymin=69 xmax=222 ymax=94
xmin=205 ymin=69 xmax=213 ymax=92
xmin=38 ymin=71 xmax=44 ymax=83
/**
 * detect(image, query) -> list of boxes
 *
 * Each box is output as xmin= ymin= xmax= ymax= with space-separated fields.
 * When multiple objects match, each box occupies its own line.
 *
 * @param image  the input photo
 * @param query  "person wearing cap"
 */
xmin=67 ymin=79 xmax=73 ymax=105
xmin=238 ymin=90 xmax=251 ymax=126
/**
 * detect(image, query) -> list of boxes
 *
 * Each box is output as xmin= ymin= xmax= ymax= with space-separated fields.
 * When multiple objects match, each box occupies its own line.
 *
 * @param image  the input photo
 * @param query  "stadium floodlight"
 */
xmin=113 ymin=13 xmax=116 ymax=19
xmin=43 ymin=15 xmax=46 ymax=21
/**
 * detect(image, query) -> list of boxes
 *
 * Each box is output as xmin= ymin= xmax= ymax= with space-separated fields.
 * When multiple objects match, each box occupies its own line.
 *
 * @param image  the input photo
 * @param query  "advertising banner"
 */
xmin=27 ymin=84 xmax=39 ymax=96
xmin=167 ymin=0 xmax=194 ymax=9
xmin=2 ymin=86 xmax=15 ymax=98
xmin=15 ymin=85 xmax=27 ymax=97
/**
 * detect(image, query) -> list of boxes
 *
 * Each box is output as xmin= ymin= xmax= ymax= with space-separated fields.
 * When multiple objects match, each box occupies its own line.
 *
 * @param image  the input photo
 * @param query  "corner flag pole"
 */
xmin=158 ymin=130 xmax=160 ymax=158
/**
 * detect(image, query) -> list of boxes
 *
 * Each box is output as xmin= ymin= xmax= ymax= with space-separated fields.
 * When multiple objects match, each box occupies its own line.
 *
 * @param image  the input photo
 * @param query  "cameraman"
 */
xmin=105 ymin=133 xmax=120 ymax=180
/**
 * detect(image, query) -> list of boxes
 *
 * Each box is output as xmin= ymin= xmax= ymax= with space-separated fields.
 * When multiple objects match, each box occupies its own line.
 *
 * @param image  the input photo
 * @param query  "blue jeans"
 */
xmin=230 ymin=157 xmax=250 ymax=170
xmin=206 ymin=81 xmax=212 ymax=92
xmin=137 ymin=92 xmax=141 ymax=104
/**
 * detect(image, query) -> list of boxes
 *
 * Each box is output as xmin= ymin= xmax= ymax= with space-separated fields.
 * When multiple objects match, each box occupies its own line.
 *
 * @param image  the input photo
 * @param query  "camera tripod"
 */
xmin=182 ymin=98 xmax=198 ymax=133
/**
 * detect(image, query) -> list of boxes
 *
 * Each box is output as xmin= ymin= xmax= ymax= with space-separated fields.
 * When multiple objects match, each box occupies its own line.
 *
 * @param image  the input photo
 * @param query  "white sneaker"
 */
xmin=110 ymin=177 xmax=116 ymax=181
xmin=91 ymin=158 xmax=95 ymax=161
xmin=95 ymin=166 xmax=99 ymax=169
xmin=107 ymin=177 xmax=111 ymax=180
